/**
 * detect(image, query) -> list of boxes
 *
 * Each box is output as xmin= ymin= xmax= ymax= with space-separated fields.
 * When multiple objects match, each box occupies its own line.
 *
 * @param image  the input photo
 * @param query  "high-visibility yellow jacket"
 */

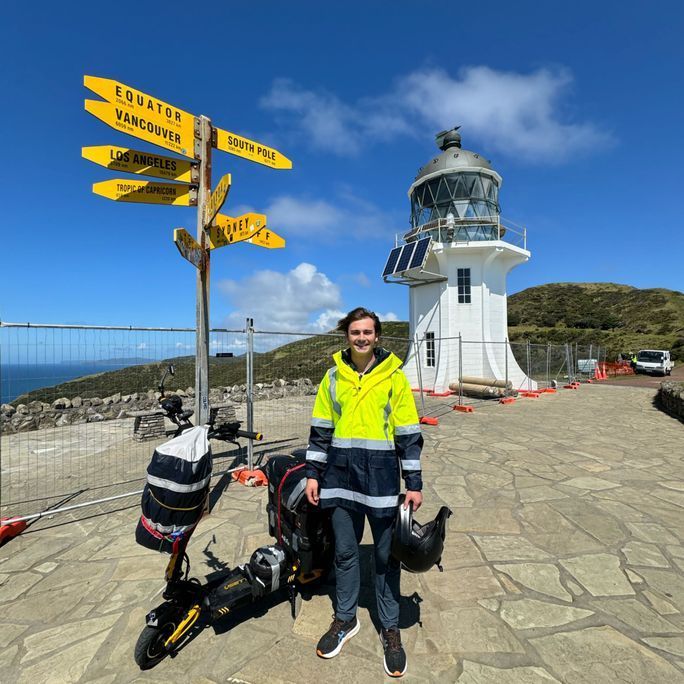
xmin=305 ymin=348 xmax=423 ymax=517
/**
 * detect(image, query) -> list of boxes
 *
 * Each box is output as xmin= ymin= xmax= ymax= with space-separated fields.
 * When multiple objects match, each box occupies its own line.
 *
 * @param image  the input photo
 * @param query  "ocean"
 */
xmin=0 ymin=362 xmax=146 ymax=404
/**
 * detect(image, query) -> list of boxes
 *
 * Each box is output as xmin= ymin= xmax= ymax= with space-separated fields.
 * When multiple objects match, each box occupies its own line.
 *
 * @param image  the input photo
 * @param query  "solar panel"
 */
xmin=408 ymin=237 xmax=431 ymax=270
xmin=395 ymin=242 xmax=417 ymax=273
xmin=382 ymin=246 xmax=402 ymax=277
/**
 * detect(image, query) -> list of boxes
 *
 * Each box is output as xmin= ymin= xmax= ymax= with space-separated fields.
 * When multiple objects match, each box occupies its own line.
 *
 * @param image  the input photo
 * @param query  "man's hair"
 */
xmin=337 ymin=307 xmax=382 ymax=336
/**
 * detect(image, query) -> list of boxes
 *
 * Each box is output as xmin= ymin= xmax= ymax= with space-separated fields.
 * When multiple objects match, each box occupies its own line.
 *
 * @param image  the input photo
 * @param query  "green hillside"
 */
xmin=507 ymin=283 xmax=684 ymax=360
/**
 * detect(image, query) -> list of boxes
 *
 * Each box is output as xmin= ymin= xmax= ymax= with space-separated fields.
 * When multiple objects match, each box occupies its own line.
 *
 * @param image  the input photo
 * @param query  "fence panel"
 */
xmin=0 ymin=324 xmax=250 ymax=519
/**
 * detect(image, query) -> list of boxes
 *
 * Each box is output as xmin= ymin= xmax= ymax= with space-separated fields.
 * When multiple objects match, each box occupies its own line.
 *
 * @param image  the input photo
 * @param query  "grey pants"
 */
xmin=331 ymin=506 xmax=401 ymax=629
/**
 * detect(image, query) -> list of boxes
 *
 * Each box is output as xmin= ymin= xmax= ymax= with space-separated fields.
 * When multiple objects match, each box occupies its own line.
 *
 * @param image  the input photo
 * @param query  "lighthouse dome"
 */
xmin=407 ymin=128 xmax=503 ymax=238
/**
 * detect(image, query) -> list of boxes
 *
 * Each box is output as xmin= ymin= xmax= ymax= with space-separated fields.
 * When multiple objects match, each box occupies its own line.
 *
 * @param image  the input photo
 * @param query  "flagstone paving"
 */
xmin=1 ymin=383 xmax=683 ymax=682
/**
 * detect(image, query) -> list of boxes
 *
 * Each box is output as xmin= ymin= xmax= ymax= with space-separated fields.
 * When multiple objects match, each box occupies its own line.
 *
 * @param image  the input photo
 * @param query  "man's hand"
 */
xmin=404 ymin=490 xmax=422 ymax=512
xmin=305 ymin=478 xmax=320 ymax=506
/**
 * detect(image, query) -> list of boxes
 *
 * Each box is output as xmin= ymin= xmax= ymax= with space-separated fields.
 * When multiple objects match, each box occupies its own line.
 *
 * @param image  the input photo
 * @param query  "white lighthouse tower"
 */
xmin=384 ymin=128 xmax=534 ymax=392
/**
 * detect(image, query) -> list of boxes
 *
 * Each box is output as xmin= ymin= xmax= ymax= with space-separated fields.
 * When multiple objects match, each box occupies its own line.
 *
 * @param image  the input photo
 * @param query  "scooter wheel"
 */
xmin=134 ymin=609 xmax=184 ymax=670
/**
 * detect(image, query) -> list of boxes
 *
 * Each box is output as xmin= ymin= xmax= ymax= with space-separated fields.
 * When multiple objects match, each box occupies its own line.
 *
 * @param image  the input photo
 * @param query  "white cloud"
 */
xmin=261 ymin=66 xmax=611 ymax=163
xmin=265 ymin=192 xmax=394 ymax=241
xmin=217 ymin=262 xmax=343 ymax=332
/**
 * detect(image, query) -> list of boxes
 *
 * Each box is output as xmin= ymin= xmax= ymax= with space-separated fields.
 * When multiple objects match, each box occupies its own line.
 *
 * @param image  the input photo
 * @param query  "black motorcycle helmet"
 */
xmin=160 ymin=394 xmax=183 ymax=416
xmin=390 ymin=495 xmax=452 ymax=573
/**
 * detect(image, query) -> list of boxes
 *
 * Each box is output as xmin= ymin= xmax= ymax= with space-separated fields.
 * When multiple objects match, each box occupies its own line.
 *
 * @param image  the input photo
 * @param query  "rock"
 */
xmin=28 ymin=400 xmax=43 ymax=414
xmin=499 ymin=598 xmax=594 ymax=629
xmin=560 ymin=553 xmax=634 ymax=596
xmin=111 ymin=392 xmax=121 ymax=403
xmin=102 ymin=396 xmax=114 ymax=405
xmin=90 ymin=397 xmax=103 ymax=406
xmin=120 ymin=394 xmax=131 ymax=403
xmin=88 ymin=413 xmax=105 ymax=422
xmin=493 ymin=563 xmax=572 ymax=601
xmin=71 ymin=396 xmax=82 ymax=408
xmin=51 ymin=397 xmax=71 ymax=410
xmin=275 ymin=379 xmax=286 ymax=387
xmin=176 ymin=389 xmax=187 ymax=397
xmin=530 ymin=626 xmax=682 ymax=682
xmin=186 ymin=386 xmax=195 ymax=397
xmin=1 ymin=403 xmax=16 ymax=416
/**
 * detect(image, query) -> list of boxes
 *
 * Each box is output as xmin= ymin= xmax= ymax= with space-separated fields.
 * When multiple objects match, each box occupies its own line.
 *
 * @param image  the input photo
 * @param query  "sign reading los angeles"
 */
xmin=84 ymin=76 xmax=197 ymax=158
xmin=208 ymin=212 xmax=267 ymax=249
xmin=82 ymin=146 xmax=198 ymax=183
xmin=93 ymin=179 xmax=198 ymax=206
xmin=214 ymin=128 xmax=292 ymax=170
xmin=174 ymin=228 xmax=206 ymax=269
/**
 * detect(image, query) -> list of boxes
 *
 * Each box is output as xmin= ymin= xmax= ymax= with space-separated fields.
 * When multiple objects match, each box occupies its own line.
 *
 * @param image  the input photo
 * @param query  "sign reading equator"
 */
xmin=214 ymin=128 xmax=292 ymax=170
xmin=92 ymin=179 xmax=197 ymax=206
xmin=82 ymin=146 xmax=198 ymax=183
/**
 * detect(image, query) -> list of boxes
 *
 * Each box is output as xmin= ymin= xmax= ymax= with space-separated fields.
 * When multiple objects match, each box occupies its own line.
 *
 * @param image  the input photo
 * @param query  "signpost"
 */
xmin=92 ymin=179 xmax=197 ymax=206
xmin=214 ymin=128 xmax=292 ymax=170
xmin=208 ymin=212 xmax=267 ymax=249
xmin=82 ymin=145 xmax=198 ymax=183
xmin=83 ymin=75 xmax=291 ymax=426
xmin=203 ymin=173 xmax=232 ymax=227
xmin=174 ymin=228 xmax=206 ymax=269
xmin=245 ymin=228 xmax=286 ymax=249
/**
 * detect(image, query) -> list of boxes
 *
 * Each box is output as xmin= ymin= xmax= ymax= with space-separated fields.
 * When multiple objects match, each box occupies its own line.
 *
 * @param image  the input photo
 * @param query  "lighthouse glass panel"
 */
xmin=410 ymin=171 xmax=500 ymax=241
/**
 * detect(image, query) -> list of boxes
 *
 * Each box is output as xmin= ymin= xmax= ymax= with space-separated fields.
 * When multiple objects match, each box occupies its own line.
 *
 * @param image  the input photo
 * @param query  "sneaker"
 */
xmin=316 ymin=616 xmax=360 ymax=658
xmin=381 ymin=627 xmax=407 ymax=677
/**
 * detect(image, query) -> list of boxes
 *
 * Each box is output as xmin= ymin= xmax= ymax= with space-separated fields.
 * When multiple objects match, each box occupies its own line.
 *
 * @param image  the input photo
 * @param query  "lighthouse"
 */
xmin=383 ymin=127 xmax=535 ymax=392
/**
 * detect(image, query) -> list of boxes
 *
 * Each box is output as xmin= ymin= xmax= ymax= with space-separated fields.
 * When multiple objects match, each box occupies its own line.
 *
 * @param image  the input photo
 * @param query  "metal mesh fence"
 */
xmin=1 ymin=321 xmax=603 ymax=523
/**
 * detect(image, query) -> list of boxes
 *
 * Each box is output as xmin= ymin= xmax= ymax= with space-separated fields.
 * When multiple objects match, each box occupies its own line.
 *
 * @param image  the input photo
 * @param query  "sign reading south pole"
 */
xmin=174 ymin=228 xmax=206 ymax=269
xmin=93 ymin=179 xmax=198 ymax=206
xmin=84 ymin=75 xmax=198 ymax=158
xmin=214 ymin=128 xmax=292 ymax=170
xmin=82 ymin=146 xmax=199 ymax=183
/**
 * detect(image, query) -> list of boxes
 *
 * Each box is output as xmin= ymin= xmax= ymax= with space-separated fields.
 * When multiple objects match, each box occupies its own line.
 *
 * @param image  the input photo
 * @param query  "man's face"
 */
xmin=346 ymin=317 xmax=378 ymax=354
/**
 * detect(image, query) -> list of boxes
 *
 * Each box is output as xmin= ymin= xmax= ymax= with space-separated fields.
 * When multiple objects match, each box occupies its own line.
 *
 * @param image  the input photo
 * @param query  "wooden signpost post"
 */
xmin=83 ymin=75 xmax=290 ymax=424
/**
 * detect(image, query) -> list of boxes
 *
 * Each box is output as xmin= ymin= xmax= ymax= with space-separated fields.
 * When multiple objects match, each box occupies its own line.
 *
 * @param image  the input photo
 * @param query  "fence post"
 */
xmin=565 ymin=343 xmax=573 ymax=383
xmin=505 ymin=337 xmax=509 ymax=394
xmin=414 ymin=334 xmax=426 ymax=418
xmin=458 ymin=334 xmax=463 ymax=406
xmin=246 ymin=318 xmax=254 ymax=471
xmin=526 ymin=340 xmax=532 ymax=390
xmin=546 ymin=342 xmax=551 ymax=388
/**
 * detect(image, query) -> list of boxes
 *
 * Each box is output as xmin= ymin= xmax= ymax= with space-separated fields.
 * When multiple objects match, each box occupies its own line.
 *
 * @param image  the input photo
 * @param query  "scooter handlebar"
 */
xmin=235 ymin=429 xmax=263 ymax=441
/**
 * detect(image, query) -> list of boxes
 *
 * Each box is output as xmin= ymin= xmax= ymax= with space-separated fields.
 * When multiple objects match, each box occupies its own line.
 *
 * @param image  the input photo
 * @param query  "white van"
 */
xmin=635 ymin=350 xmax=674 ymax=376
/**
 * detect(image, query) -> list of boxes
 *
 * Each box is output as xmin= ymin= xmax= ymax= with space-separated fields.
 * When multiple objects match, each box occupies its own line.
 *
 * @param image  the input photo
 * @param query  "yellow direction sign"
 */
xmin=246 ymin=228 xmax=286 ymax=249
xmin=84 ymin=76 xmax=197 ymax=158
xmin=92 ymin=179 xmax=197 ymax=206
xmin=174 ymin=228 xmax=206 ymax=269
xmin=208 ymin=212 xmax=267 ymax=249
xmin=214 ymin=128 xmax=292 ymax=170
xmin=82 ymin=146 xmax=198 ymax=183
xmin=204 ymin=173 xmax=232 ymax=227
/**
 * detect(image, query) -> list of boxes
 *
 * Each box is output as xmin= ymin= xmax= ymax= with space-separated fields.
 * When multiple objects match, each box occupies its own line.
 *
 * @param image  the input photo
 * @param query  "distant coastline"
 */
xmin=1 ymin=360 xmax=150 ymax=404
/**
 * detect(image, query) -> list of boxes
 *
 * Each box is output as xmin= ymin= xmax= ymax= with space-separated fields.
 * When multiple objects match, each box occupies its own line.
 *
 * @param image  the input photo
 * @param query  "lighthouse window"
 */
xmin=457 ymin=268 xmax=471 ymax=303
xmin=425 ymin=332 xmax=435 ymax=367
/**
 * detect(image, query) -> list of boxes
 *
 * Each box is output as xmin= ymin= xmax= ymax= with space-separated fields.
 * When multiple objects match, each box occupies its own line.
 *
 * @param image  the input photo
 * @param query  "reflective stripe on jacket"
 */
xmin=305 ymin=348 xmax=423 ymax=517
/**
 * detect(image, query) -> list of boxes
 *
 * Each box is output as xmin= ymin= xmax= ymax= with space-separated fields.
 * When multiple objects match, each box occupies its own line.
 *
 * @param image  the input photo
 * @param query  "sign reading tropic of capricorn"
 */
xmin=82 ymin=74 xmax=291 ymax=425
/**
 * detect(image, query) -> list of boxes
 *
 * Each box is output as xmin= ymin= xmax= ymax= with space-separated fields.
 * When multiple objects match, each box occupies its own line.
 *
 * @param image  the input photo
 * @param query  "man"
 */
xmin=304 ymin=307 xmax=423 ymax=678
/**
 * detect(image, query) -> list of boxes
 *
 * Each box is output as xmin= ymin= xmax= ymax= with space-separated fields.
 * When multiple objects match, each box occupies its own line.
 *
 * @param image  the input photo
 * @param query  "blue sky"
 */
xmin=2 ymin=1 xmax=682 ymax=332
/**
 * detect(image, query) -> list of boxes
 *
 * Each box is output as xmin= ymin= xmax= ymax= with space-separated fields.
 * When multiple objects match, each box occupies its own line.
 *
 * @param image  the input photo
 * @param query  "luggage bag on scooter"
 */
xmin=264 ymin=453 xmax=333 ymax=575
xmin=135 ymin=426 xmax=212 ymax=554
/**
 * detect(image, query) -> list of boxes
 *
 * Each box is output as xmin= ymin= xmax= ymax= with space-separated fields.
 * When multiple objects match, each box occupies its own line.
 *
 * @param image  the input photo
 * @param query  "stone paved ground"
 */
xmin=1 ymin=383 xmax=683 ymax=683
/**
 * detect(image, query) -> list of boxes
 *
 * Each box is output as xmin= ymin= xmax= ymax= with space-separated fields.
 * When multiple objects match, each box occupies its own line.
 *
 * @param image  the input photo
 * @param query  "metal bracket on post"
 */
xmin=194 ymin=115 xmax=212 ymax=425
xmin=246 ymin=318 xmax=255 ymax=471
xmin=458 ymin=334 xmax=463 ymax=406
